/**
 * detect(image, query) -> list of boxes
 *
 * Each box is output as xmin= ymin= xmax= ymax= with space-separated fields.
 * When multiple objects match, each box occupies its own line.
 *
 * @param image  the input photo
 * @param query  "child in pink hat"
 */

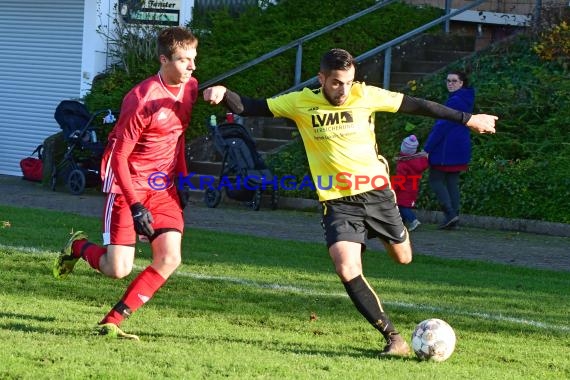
xmin=395 ymin=135 xmax=429 ymax=231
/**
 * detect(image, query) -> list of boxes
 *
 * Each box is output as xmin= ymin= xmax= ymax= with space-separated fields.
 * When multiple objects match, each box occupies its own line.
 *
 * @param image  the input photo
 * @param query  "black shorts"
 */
xmin=321 ymin=188 xmax=407 ymax=249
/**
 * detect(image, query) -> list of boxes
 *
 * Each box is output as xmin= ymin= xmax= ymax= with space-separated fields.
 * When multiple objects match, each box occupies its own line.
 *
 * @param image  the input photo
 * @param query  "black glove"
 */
xmin=177 ymin=185 xmax=191 ymax=209
xmin=130 ymin=202 xmax=154 ymax=238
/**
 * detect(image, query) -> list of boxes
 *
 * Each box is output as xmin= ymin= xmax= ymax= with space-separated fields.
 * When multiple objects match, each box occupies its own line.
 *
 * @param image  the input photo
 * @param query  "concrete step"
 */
xmin=255 ymin=137 xmax=292 ymax=152
xmin=190 ymin=160 xmax=222 ymax=175
xmin=364 ymin=31 xmax=476 ymax=77
xmin=390 ymin=71 xmax=430 ymax=85
xmin=188 ymin=116 xmax=296 ymax=180
xmin=245 ymin=118 xmax=297 ymax=140
xmin=389 ymin=81 xmax=411 ymax=90
xmin=401 ymin=59 xmax=453 ymax=73
xmin=424 ymin=49 xmax=472 ymax=62
xmin=414 ymin=34 xmax=476 ymax=55
xmin=262 ymin=125 xmax=297 ymax=140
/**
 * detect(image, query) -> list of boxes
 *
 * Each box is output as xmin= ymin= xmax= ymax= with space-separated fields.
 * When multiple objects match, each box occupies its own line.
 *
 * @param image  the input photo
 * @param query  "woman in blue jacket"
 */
xmin=424 ymin=71 xmax=475 ymax=229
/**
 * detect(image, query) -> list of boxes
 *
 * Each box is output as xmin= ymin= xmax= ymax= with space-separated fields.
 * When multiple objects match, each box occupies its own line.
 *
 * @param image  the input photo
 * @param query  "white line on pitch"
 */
xmin=166 ymin=267 xmax=570 ymax=333
xmin=1 ymin=246 xmax=566 ymax=333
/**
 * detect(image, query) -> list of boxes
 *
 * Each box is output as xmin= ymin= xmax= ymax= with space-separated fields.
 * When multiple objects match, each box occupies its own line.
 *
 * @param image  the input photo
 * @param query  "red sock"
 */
xmin=101 ymin=266 xmax=166 ymax=326
xmin=72 ymin=240 xmax=106 ymax=271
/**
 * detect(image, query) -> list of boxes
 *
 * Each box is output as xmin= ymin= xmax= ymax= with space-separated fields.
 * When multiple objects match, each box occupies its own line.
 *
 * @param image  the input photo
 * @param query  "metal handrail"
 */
xmin=197 ymin=0 xmax=398 ymax=90
xmin=282 ymin=0 xmax=487 ymax=94
xmin=198 ymin=0 xmax=489 ymax=93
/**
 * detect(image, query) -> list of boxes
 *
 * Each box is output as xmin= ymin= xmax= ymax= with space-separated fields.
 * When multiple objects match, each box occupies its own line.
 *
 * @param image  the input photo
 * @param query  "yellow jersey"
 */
xmin=267 ymin=82 xmax=404 ymax=201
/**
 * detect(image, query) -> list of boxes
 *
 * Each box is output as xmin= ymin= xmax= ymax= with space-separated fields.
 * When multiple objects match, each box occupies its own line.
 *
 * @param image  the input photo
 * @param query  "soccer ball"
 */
xmin=411 ymin=318 xmax=456 ymax=362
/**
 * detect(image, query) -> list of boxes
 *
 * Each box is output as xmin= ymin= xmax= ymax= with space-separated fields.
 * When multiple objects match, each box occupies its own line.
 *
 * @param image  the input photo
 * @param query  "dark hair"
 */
xmin=157 ymin=26 xmax=198 ymax=60
xmin=320 ymin=48 xmax=355 ymax=74
xmin=448 ymin=70 xmax=469 ymax=87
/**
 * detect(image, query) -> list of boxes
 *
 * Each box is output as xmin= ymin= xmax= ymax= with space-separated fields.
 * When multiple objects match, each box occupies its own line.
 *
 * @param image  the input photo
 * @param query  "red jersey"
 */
xmin=394 ymin=152 xmax=429 ymax=208
xmin=101 ymin=74 xmax=198 ymax=206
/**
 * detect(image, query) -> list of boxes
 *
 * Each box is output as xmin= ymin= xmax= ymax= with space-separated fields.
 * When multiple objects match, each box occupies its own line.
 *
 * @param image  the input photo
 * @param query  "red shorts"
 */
xmin=102 ymin=186 xmax=184 ymax=246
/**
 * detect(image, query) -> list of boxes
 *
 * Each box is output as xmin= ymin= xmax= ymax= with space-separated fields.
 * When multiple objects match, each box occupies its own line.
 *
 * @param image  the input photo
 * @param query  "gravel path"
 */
xmin=1 ymin=175 xmax=568 ymax=272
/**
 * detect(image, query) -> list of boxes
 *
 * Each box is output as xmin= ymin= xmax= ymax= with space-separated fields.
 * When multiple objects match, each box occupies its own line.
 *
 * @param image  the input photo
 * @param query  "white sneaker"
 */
xmin=408 ymin=219 xmax=421 ymax=232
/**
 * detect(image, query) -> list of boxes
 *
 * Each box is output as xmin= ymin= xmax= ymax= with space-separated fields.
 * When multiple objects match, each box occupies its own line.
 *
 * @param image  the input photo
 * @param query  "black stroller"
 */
xmin=51 ymin=100 xmax=117 ymax=195
xmin=204 ymin=118 xmax=278 ymax=211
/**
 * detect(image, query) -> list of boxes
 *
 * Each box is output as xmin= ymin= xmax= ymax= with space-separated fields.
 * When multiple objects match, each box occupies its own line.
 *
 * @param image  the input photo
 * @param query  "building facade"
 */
xmin=0 ymin=0 xmax=193 ymax=176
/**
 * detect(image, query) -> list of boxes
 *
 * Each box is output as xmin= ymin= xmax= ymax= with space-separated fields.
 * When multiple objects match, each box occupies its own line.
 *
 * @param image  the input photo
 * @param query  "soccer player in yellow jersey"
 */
xmin=204 ymin=48 xmax=497 ymax=357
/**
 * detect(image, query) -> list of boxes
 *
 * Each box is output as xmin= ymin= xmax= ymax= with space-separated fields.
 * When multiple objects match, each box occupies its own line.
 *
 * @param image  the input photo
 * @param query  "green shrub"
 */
xmin=460 ymin=151 xmax=570 ymax=223
xmin=265 ymin=136 xmax=316 ymax=200
xmin=86 ymin=17 xmax=163 ymax=111
xmin=533 ymin=20 xmax=570 ymax=66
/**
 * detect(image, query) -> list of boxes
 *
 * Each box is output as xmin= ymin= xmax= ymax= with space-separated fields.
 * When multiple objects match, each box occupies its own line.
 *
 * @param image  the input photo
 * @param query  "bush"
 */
xmin=265 ymin=136 xmax=316 ymax=200
xmin=460 ymin=151 xmax=570 ymax=223
xmin=533 ymin=20 xmax=570 ymax=64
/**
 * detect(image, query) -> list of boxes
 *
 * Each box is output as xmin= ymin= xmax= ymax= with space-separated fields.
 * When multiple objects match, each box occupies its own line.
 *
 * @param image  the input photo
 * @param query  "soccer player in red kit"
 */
xmin=52 ymin=26 xmax=198 ymax=340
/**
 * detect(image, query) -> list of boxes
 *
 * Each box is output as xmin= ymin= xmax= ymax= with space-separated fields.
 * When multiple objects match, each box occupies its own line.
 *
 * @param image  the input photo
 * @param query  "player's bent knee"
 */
xmin=153 ymin=253 xmax=182 ymax=274
xmin=382 ymin=240 xmax=412 ymax=264
xmin=104 ymin=245 xmax=135 ymax=278
xmin=165 ymin=255 xmax=182 ymax=270
xmin=395 ymin=253 xmax=413 ymax=265
xmin=386 ymin=244 xmax=413 ymax=265
xmin=107 ymin=266 xmax=133 ymax=279
xmin=335 ymin=265 xmax=361 ymax=282
xmin=104 ymin=261 xmax=134 ymax=279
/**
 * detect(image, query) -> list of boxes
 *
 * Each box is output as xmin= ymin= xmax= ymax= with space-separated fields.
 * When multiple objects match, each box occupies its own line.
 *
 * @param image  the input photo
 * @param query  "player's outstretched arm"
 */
xmin=398 ymin=95 xmax=498 ymax=135
xmin=203 ymin=86 xmax=272 ymax=117
xmin=465 ymin=114 xmax=498 ymax=134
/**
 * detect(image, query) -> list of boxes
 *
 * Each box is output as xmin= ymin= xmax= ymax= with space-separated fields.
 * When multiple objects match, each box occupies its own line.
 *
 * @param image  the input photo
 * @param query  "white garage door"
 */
xmin=0 ymin=1 xmax=85 ymax=176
